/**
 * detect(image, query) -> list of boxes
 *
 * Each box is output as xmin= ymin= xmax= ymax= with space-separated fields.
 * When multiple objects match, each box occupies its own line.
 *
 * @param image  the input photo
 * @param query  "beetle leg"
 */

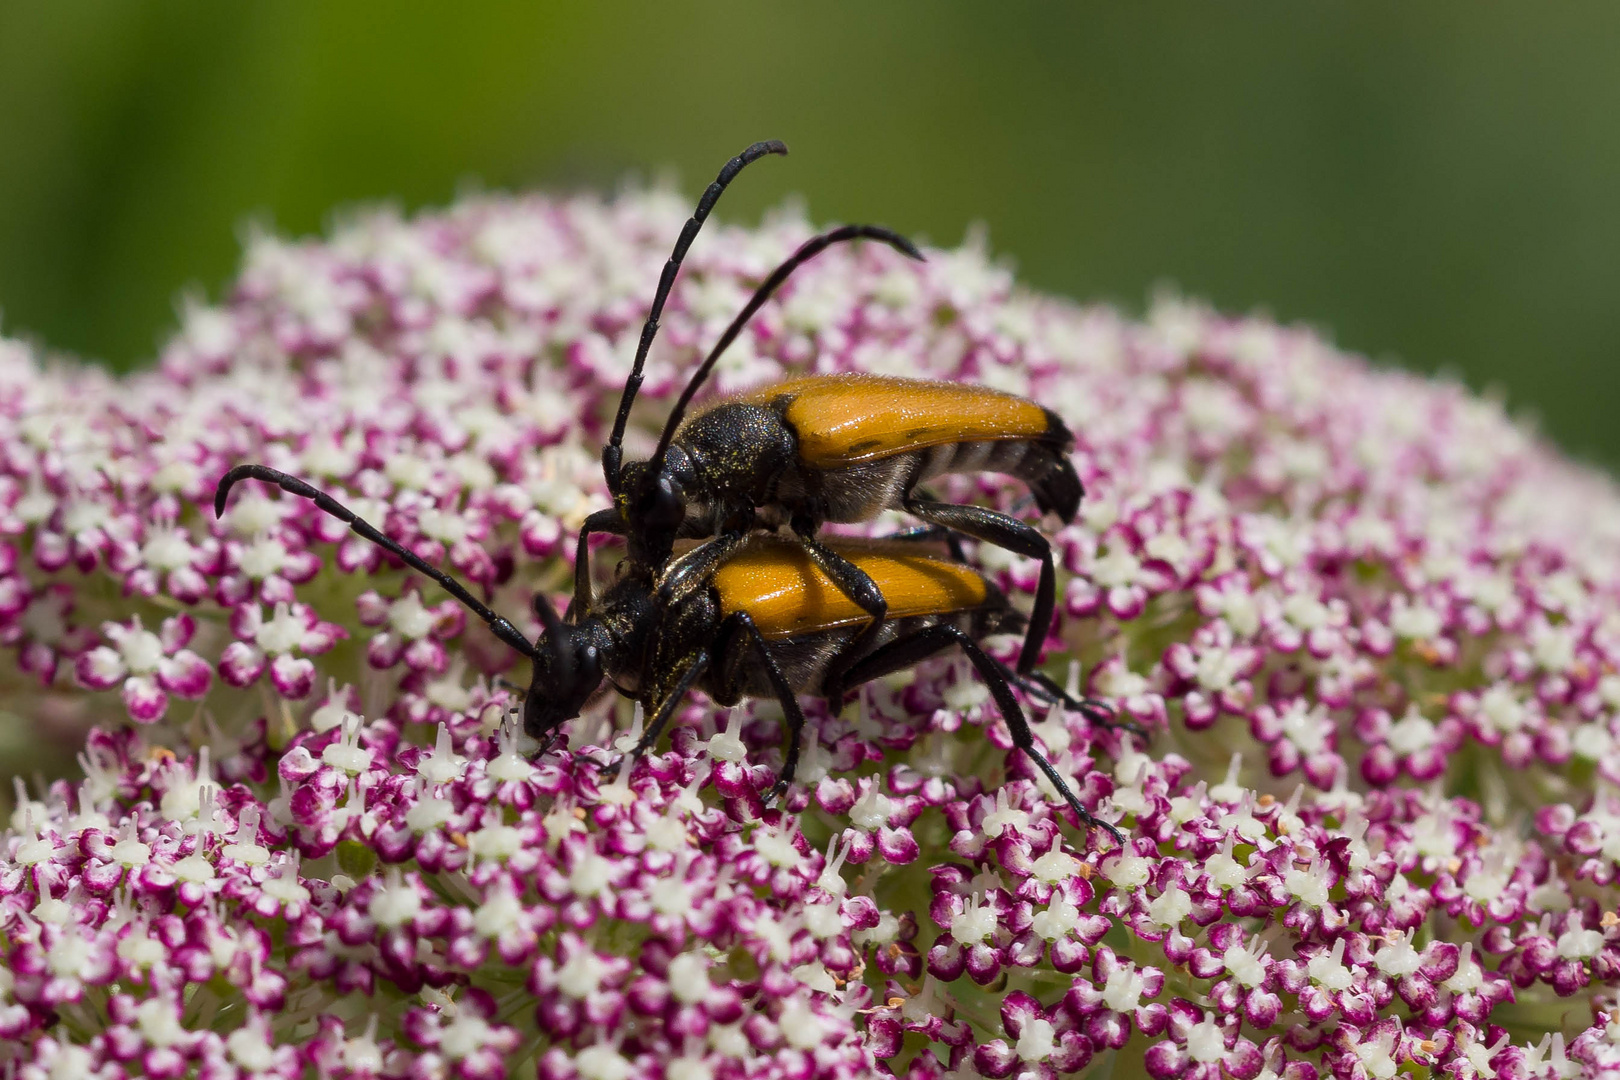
xmin=715 ymin=611 xmax=809 ymax=802
xmin=656 ymin=531 xmax=752 ymax=607
xmin=878 ymin=487 xmax=969 ymax=560
xmin=568 ymin=508 xmax=626 ymax=622
xmin=214 ymin=465 xmax=539 ymax=662
xmin=837 ymin=622 xmax=1123 ymax=843
xmin=617 ymin=649 xmax=711 ymax=764
xmin=875 ymin=523 xmax=969 ymax=562
xmin=901 ymin=496 xmax=1058 ymax=677
xmin=790 ymin=527 xmax=887 ymax=712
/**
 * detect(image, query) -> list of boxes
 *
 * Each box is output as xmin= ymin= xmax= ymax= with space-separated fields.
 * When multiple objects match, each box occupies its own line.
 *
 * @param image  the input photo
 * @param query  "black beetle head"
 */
xmin=521 ymin=593 xmax=603 ymax=740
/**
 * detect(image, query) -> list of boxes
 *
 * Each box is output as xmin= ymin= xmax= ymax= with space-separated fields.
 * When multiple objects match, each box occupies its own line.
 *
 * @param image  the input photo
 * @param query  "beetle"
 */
xmin=585 ymin=196 xmax=1086 ymax=709
xmin=211 ymin=466 xmax=1122 ymax=841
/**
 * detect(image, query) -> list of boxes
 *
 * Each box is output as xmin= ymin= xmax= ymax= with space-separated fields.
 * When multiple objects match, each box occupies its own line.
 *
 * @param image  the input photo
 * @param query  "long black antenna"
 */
xmin=213 ymin=465 xmax=541 ymax=661
xmin=648 ymin=224 xmax=923 ymax=472
xmin=602 ymin=140 xmax=788 ymax=493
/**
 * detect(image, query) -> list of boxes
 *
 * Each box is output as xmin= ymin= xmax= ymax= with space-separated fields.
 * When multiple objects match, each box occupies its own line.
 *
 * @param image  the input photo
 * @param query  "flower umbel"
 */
xmin=0 ymin=184 xmax=1618 ymax=1077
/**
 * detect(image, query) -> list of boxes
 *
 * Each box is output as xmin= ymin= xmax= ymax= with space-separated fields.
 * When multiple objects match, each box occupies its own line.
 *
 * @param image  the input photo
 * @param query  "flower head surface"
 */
xmin=0 ymin=187 xmax=1617 ymax=1076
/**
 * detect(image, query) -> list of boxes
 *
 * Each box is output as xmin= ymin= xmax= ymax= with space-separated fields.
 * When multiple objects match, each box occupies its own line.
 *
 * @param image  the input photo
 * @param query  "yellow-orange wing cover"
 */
xmin=730 ymin=374 xmax=1055 ymax=465
xmin=712 ymin=536 xmax=990 ymax=641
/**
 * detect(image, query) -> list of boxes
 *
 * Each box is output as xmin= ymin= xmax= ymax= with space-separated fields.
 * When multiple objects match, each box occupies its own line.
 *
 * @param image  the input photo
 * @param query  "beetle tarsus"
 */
xmin=1011 ymin=667 xmax=1146 ymax=738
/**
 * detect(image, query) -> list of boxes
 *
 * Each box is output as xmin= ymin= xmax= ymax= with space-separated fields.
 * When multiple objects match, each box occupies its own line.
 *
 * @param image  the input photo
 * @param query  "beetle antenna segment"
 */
xmin=648 ymin=223 xmax=924 ymax=473
xmin=603 ymin=140 xmax=789 ymax=492
xmin=213 ymin=464 xmax=542 ymax=662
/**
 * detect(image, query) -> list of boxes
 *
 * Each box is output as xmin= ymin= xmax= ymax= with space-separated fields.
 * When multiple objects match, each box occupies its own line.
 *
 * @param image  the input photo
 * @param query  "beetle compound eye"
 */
xmin=574 ymin=643 xmax=602 ymax=687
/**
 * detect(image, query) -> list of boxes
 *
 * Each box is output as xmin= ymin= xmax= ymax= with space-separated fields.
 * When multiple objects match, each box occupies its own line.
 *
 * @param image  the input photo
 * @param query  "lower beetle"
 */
xmin=214 ymin=470 xmax=1123 ymax=841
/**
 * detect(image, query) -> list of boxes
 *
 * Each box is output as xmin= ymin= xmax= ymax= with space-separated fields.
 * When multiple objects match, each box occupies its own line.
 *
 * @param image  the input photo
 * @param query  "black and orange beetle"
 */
xmin=209 ymin=465 xmax=1122 ymax=841
xmin=585 ymin=167 xmax=1086 ymax=706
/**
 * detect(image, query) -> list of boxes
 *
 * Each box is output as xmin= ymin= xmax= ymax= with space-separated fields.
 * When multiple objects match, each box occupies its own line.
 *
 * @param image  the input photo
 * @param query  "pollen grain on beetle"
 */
xmin=0 ymin=186 xmax=1617 ymax=1077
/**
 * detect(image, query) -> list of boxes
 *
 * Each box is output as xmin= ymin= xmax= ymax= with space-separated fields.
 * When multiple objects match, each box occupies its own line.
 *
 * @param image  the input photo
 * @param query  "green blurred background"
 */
xmin=1 ymin=4 xmax=1617 ymax=462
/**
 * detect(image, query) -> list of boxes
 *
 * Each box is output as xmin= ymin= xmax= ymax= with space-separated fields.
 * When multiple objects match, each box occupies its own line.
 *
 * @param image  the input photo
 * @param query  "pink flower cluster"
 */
xmin=2 ymin=183 xmax=1620 ymax=1077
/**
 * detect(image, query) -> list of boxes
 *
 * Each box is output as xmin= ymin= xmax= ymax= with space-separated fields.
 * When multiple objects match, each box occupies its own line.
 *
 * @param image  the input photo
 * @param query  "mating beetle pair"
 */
xmin=217 ymin=140 xmax=1124 ymax=839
